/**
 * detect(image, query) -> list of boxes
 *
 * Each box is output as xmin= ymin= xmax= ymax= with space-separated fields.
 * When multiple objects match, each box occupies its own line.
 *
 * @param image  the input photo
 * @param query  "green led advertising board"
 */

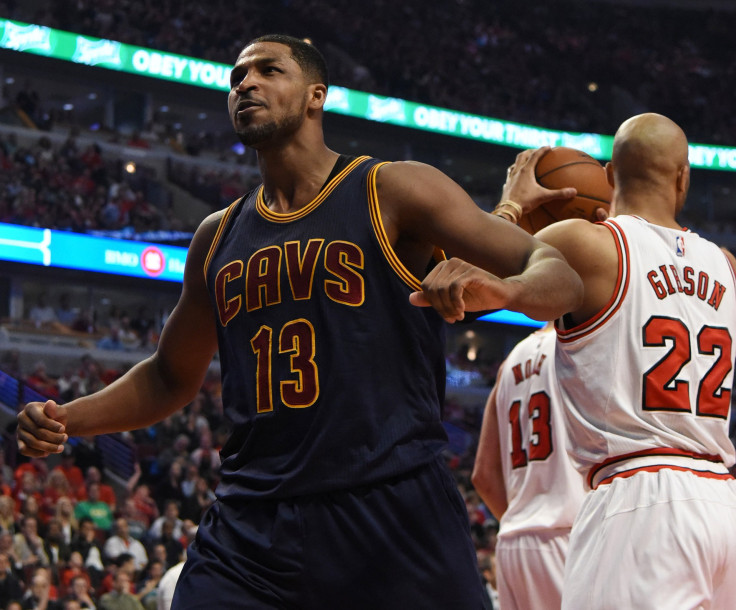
xmin=0 ymin=19 xmax=734 ymax=170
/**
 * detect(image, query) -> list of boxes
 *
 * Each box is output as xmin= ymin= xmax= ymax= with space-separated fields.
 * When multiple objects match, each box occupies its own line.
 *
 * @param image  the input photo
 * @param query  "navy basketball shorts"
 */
xmin=171 ymin=458 xmax=487 ymax=609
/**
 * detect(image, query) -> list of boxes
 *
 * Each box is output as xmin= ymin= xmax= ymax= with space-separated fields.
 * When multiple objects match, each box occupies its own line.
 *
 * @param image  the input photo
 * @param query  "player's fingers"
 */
xmin=15 ymin=441 xmax=51 ymax=459
xmin=16 ymin=434 xmax=58 ymax=458
xmin=16 ymin=426 xmax=65 ymax=455
xmin=416 ymin=261 xmax=466 ymax=322
xmin=25 ymin=400 xmax=65 ymax=431
xmin=595 ymin=206 xmax=609 ymax=221
xmin=431 ymin=261 xmax=469 ymax=322
xmin=522 ymin=146 xmax=551 ymax=169
xmin=513 ymin=149 xmax=529 ymax=164
xmin=537 ymin=186 xmax=577 ymax=203
xmin=506 ymin=149 xmax=536 ymax=180
xmin=42 ymin=399 xmax=64 ymax=425
xmin=16 ymin=419 xmax=67 ymax=446
xmin=446 ymin=281 xmax=466 ymax=322
xmin=408 ymin=291 xmax=431 ymax=307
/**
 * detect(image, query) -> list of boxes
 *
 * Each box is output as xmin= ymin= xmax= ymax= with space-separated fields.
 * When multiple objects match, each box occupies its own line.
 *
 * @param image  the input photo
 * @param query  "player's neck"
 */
xmin=258 ymin=141 xmax=340 ymax=213
xmin=614 ymin=196 xmax=682 ymax=230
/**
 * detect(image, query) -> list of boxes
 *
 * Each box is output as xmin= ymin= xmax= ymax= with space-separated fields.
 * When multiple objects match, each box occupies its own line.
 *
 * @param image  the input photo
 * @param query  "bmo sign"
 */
xmin=141 ymin=246 xmax=165 ymax=277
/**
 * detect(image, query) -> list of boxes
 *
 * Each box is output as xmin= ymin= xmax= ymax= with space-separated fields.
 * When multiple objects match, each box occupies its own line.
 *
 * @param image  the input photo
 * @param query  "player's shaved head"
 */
xmin=611 ymin=113 xmax=689 ymax=191
xmin=608 ymin=113 xmax=690 ymax=221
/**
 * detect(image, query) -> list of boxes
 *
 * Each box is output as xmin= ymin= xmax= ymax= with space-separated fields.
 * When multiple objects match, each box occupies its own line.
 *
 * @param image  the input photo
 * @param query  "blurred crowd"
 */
xmin=0 ymin=341 xmax=499 ymax=609
xmin=0 ymin=127 xmax=267 ymax=237
xmin=0 ymin=341 xmax=227 ymax=609
xmin=3 ymin=1 xmax=733 ymax=604
xmin=11 ymin=0 xmax=736 ymax=144
xmin=0 ymin=132 xmax=175 ymax=235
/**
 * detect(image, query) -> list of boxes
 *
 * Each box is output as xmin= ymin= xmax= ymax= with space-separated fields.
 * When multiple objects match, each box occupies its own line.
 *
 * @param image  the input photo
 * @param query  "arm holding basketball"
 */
xmin=496 ymin=147 xmax=578 ymax=222
xmin=514 ymin=147 xmax=613 ymax=234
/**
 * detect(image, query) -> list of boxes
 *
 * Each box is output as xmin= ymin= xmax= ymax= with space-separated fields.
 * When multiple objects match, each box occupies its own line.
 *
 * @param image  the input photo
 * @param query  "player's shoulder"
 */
xmin=185 ymin=205 xmax=239 ymax=272
xmin=535 ymin=217 xmax=612 ymax=257
xmin=376 ymin=159 xmax=447 ymax=182
xmin=374 ymin=159 xmax=466 ymax=210
xmin=191 ymin=209 xmax=228 ymax=245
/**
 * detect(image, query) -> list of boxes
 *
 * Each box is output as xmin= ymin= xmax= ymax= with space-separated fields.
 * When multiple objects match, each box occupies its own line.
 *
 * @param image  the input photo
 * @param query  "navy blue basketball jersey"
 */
xmin=204 ymin=156 xmax=449 ymax=499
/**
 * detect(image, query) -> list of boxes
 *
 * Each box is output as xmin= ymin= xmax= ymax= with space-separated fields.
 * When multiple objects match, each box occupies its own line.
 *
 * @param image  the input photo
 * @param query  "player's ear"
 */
xmin=308 ymin=84 xmax=327 ymax=111
xmin=676 ymin=164 xmax=690 ymax=194
xmin=605 ymin=162 xmax=614 ymax=188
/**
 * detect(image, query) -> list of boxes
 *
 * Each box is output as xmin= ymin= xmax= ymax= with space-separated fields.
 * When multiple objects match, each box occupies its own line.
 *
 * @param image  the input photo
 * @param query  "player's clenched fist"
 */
xmin=17 ymin=400 xmax=68 ymax=458
xmin=409 ymin=258 xmax=516 ymax=323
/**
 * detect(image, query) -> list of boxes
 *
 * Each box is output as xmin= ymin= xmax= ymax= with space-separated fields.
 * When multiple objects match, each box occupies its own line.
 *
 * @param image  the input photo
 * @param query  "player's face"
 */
xmin=228 ymin=42 xmax=310 ymax=149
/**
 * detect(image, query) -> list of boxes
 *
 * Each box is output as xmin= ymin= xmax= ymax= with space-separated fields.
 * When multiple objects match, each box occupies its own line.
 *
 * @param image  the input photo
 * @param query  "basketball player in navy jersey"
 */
xmin=17 ymin=35 xmax=582 ymax=609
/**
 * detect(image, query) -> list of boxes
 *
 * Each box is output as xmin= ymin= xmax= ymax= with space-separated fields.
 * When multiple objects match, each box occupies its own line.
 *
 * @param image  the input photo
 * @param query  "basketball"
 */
xmin=517 ymin=147 xmax=613 ymax=234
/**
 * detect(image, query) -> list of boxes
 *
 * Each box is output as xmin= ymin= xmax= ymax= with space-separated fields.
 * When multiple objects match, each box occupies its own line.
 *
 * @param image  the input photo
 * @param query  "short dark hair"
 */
xmin=246 ymin=34 xmax=329 ymax=88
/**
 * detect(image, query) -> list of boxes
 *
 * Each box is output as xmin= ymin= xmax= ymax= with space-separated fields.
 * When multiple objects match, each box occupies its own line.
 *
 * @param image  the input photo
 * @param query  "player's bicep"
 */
xmin=154 ymin=216 xmax=220 ymax=396
xmin=377 ymin=161 xmax=537 ymax=278
xmin=535 ymin=219 xmax=617 ymax=319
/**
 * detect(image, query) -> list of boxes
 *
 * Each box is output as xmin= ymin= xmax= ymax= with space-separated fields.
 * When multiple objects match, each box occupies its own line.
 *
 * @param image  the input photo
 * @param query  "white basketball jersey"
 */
xmin=556 ymin=215 xmax=736 ymax=487
xmin=495 ymin=327 xmax=586 ymax=537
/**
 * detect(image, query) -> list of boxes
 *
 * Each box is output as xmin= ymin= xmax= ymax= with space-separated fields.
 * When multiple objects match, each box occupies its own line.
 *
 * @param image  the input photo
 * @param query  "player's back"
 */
xmin=495 ymin=327 xmax=585 ymax=537
xmin=557 ymin=215 xmax=736 ymax=488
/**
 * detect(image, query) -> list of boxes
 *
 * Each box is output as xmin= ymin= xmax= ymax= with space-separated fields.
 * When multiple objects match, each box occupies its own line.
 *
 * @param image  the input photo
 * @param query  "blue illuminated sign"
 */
xmin=477 ymin=310 xmax=545 ymax=328
xmin=0 ymin=223 xmax=544 ymax=326
xmin=0 ymin=222 xmax=187 ymax=282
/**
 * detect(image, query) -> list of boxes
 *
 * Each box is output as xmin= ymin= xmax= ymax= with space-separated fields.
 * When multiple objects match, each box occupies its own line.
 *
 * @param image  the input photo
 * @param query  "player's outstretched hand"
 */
xmin=502 ymin=147 xmax=577 ymax=215
xmin=409 ymin=258 xmax=513 ymax=323
xmin=17 ymin=400 xmax=68 ymax=458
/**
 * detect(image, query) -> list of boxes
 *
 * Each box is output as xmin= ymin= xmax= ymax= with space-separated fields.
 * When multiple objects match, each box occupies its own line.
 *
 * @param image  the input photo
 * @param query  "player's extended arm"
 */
xmin=534 ymin=218 xmax=619 ymax=327
xmin=375 ymin=158 xmax=583 ymax=322
xmin=17 ymin=213 xmax=223 ymax=458
xmin=471 ymin=377 xmax=508 ymax=521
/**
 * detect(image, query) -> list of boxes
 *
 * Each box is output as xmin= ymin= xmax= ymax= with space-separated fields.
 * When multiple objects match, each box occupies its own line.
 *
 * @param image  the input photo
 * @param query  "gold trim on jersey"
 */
xmin=203 ymin=199 xmax=241 ymax=288
xmin=367 ymin=162 xmax=428 ymax=292
xmin=256 ymin=156 xmax=372 ymax=222
xmin=368 ymin=161 xmax=447 ymax=290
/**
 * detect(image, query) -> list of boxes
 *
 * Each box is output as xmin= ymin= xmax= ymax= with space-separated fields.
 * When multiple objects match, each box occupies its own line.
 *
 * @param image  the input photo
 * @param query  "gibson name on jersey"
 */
xmin=647 ymin=263 xmax=727 ymax=310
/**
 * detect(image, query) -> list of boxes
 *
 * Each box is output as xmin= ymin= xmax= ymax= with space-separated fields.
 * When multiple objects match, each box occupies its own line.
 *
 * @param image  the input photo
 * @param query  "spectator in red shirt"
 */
xmin=14 ymin=459 xmax=47 ymax=492
xmin=41 ymin=471 xmax=73 ymax=524
xmin=129 ymin=486 xmax=157 ymax=530
xmin=67 ymin=573 xmax=97 ymax=609
xmin=13 ymin=472 xmax=42 ymax=519
xmin=53 ymin=448 xmax=85 ymax=500
xmin=59 ymin=552 xmax=92 ymax=597
xmin=125 ymin=467 xmax=158 ymax=529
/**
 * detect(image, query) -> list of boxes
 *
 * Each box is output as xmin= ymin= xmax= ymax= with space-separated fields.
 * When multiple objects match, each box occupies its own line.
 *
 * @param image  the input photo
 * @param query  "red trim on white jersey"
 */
xmin=556 ymin=220 xmax=630 ymax=343
xmin=595 ymin=465 xmax=734 ymax=488
xmin=589 ymin=447 xmax=730 ymax=489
